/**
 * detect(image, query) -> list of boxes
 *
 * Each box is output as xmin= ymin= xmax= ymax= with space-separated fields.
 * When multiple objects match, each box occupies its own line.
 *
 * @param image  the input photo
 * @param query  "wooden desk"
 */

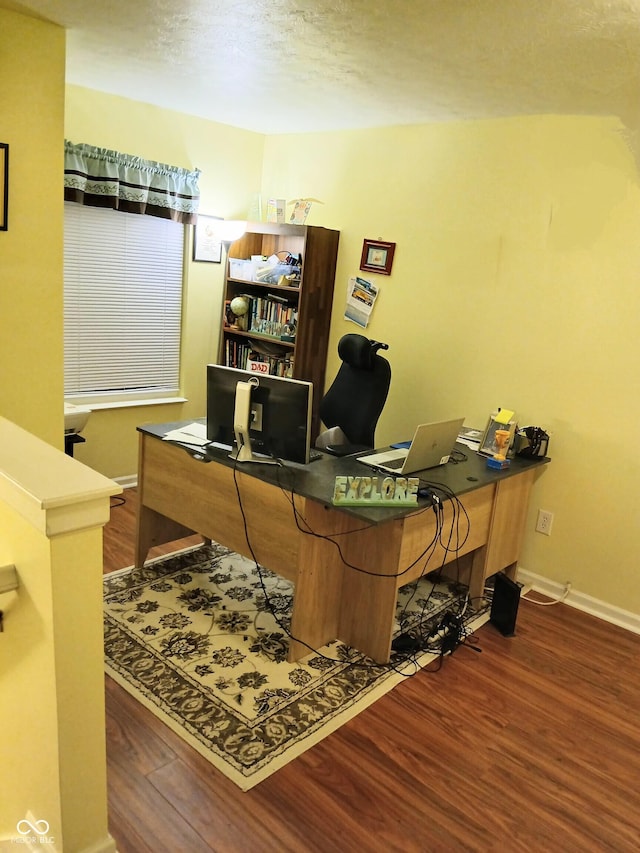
xmin=136 ymin=423 xmax=548 ymax=663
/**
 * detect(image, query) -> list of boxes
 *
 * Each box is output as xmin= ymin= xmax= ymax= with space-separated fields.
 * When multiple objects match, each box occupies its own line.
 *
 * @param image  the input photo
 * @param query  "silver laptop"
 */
xmin=357 ymin=418 xmax=465 ymax=475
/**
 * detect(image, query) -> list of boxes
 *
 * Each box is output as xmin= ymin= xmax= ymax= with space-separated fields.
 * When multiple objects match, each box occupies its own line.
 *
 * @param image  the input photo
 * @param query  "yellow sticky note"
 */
xmin=495 ymin=408 xmax=515 ymax=424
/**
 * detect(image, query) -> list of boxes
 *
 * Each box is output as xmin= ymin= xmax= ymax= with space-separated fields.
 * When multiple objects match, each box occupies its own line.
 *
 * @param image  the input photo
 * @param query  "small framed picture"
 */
xmin=193 ymin=214 xmax=223 ymax=263
xmin=479 ymin=414 xmax=516 ymax=457
xmin=360 ymin=239 xmax=396 ymax=276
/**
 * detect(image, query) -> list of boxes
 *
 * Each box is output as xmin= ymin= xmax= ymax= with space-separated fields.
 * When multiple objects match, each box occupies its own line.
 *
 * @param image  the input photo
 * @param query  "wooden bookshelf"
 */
xmin=218 ymin=222 xmax=340 ymax=440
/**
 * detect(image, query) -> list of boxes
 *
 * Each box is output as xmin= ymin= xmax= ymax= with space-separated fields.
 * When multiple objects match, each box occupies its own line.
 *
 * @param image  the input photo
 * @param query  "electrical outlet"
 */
xmin=536 ymin=509 xmax=554 ymax=535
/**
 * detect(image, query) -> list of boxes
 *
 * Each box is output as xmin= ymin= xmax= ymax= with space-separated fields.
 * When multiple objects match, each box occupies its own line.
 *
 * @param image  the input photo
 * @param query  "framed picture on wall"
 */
xmin=0 ymin=143 xmax=8 ymax=231
xmin=360 ymin=239 xmax=395 ymax=275
xmin=193 ymin=214 xmax=223 ymax=263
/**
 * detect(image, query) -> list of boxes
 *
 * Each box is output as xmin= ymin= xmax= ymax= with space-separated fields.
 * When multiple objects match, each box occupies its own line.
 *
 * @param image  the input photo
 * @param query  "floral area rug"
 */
xmin=103 ymin=543 xmax=489 ymax=790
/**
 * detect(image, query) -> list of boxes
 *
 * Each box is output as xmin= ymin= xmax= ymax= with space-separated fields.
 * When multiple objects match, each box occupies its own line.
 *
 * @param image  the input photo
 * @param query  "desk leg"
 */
xmin=469 ymin=546 xmax=488 ymax=604
xmin=337 ymin=518 xmax=405 ymax=664
xmin=135 ymin=503 xmax=156 ymax=568
xmin=469 ymin=469 xmax=536 ymax=601
xmin=287 ymin=501 xmax=349 ymax=662
xmin=135 ymin=504 xmax=197 ymax=567
xmin=135 ymin=432 xmax=199 ymax=567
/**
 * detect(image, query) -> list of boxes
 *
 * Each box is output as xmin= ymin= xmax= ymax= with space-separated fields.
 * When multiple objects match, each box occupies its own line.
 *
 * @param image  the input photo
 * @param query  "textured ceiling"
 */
xmin=6 ymin=0 xmax=640 ymax=135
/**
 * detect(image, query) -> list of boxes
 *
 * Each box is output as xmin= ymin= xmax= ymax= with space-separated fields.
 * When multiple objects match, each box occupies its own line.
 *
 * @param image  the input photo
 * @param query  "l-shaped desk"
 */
xmin=135 ymin=422 xmax=549 ymax=663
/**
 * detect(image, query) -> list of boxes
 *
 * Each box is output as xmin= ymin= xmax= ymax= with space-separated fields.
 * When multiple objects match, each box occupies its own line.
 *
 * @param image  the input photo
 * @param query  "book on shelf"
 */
xmin=224 ymin=293 xmax=296 ymax=340
xmin=224 ymin=338 xmax=293 ymax=377
xmin=248 ymin=295 xmax=296 ymax=338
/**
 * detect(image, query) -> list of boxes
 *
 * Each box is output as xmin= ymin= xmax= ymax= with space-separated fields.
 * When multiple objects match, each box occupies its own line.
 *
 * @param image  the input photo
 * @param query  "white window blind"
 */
xmin=64 ymin=202 xmax=185 ymax=402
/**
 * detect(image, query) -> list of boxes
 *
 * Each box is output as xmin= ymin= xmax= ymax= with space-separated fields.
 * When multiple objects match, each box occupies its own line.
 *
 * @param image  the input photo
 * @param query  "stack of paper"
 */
xmin=457 ymin=426 xmax=482 ymax=449
xmin=162 ymin=422 xmax=209 ymax=447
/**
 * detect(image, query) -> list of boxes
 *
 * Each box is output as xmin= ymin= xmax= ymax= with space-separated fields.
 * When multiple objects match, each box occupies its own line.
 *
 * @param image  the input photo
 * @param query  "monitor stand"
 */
xmin=231 ymin=378 xmax=277 ymax=464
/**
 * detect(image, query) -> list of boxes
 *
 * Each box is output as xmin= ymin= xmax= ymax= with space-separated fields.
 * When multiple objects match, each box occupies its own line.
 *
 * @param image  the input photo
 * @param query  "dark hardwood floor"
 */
xmin=104 ymin=490 xmax=640 ymax=852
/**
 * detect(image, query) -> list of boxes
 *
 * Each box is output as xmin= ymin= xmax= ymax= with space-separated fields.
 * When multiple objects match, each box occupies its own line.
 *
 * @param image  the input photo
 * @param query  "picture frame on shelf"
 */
xmin=359 ymin=238 xmax=395 ymax=276
xmin=193 ymin=214 xmax=223 ymax=263
xmin=0 ymin=143 xmax=8 ymax=231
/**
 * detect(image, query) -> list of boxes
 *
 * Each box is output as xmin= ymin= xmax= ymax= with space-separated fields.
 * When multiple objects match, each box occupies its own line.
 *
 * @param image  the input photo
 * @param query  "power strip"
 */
xmin=392 ymin=611 xmax=464 ymax=656
xmin=425 ymin=612 xmax=464 ymax=653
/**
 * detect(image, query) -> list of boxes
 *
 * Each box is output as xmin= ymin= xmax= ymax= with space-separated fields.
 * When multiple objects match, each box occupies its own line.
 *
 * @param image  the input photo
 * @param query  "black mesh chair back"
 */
xmin=317 ymin=334 xmax=391 ymax=456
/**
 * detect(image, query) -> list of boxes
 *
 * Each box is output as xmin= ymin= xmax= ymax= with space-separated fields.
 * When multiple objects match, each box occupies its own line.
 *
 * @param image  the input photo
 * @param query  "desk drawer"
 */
xmin=399 ymin=484 xmax=494 ymax=585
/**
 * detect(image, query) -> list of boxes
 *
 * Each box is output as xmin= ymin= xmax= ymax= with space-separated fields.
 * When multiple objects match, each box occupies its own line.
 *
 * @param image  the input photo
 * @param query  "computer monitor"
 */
xmin=206 ymin=364 xmax=314 ymax=464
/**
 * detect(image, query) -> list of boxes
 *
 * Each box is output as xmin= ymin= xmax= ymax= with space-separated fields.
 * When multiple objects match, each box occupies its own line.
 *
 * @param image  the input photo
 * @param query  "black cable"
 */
xmin=229 ymin=457 xmax=401 ymax=670
xmin=273 ymin=466 xmax=446 ymax=580
xmin=175 ymin=440 xmax=476 ymax=669
xmin=224 ymin=451 xmax=477 ymax=676
xmin=390 ymin=479 xmax=478 ymax=658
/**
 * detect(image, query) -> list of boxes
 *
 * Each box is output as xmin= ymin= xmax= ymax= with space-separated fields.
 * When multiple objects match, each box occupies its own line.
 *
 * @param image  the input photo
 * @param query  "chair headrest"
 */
xmin=338 ymin=334 xmax=382 ymax=371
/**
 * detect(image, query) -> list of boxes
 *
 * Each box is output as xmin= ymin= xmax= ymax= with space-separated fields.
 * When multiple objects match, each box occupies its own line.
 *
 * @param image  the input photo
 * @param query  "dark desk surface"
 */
xmin=138 ymin=420 xmax=550 ymax=525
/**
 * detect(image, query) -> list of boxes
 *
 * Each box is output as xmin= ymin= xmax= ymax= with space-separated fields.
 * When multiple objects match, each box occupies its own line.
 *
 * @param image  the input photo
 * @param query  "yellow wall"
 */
xmin=0 ymin=8 xmax=65 ymax=448
xmin=261 ymin=116 xmax=640 ymax=613
xmin=64 ymin=85 xmax=265 ymax=478
xmin=0 ymin=15 xmax=65 ymax=822
xmin=50 ymin=526 xmax=113 ymax=852
xmin=0 ymin=413 xmax=119 ymax=850
xmin=0 ymin=13 xmax=116 ymax=850
xmin=0 ymin=501 xmax=62 ymax=842
xmin=0 ymin=503 xmax=113 ymax=849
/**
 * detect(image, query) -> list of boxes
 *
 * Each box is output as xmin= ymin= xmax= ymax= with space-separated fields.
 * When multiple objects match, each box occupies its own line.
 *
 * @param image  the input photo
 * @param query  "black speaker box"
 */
xmin=490 ymin=572 xmax=522 ymax=636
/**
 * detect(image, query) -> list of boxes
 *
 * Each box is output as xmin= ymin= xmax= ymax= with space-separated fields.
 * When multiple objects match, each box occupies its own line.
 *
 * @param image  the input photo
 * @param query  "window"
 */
xmin=64 ymin=201 xmax=185 ymax=404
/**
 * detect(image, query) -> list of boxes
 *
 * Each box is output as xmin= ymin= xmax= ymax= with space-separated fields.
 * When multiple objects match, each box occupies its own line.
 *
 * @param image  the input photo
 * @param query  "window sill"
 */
xmin=64 ymin=396 xmax=188 ymax=412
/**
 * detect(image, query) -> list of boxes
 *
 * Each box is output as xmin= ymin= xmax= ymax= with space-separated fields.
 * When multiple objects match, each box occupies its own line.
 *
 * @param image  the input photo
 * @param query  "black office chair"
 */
xmin=316 ymin=334 xmax=391 ymax=456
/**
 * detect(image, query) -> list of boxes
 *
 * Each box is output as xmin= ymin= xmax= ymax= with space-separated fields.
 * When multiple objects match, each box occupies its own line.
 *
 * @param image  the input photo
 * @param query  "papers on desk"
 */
xmin=162 ymin=422 xmax=210 ymax=447
xmin=457 ymin=426 xmax=483 ymax=450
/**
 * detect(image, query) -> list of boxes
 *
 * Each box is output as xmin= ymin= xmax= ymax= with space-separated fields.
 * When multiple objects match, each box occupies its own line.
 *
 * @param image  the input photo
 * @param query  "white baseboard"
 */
xmin=517 ymin=568 xmax=640 ymax=635
xmin=112 ymin=474 xmax=137 ymax=490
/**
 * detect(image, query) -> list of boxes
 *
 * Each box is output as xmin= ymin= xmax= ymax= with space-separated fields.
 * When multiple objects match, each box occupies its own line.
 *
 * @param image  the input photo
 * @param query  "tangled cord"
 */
xmin=225 ymin=454 xmax=480 ymax=675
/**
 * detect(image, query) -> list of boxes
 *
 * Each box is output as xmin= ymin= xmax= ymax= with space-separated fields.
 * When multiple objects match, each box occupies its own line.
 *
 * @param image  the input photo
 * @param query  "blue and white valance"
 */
xmin=64 ymin=141 xmax=200 ymax=224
